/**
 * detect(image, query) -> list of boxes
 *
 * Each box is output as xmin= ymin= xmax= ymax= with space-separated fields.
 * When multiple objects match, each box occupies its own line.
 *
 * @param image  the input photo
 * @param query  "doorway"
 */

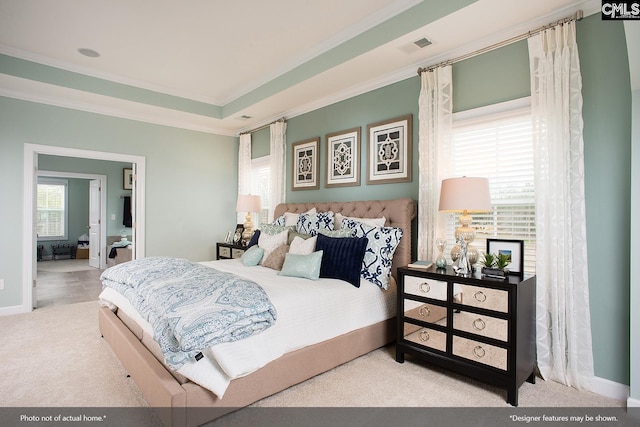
xmin=35 ymin=171 xmax=106 ymax=308
xmin=23 ymin=144 xmax=146 ymax=312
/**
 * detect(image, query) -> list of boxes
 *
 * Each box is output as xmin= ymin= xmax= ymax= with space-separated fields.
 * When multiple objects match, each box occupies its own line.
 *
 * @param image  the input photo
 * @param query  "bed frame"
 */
xmin=98 ymin=198 xmax=416 ymax=427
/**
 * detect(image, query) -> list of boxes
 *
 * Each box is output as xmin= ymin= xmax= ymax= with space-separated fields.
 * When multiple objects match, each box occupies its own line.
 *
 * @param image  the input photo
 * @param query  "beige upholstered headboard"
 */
xmin=273 ymin=198 xmax=416 ymax=279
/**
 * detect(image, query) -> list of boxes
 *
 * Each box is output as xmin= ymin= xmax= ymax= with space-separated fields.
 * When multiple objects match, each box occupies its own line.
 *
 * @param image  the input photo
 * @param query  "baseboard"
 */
xmin=628 ymin=397 xmax=640 ymax=407
xmin=590 ymin=375 xmax=630 ymax=402
xmin=0 ymin=304 xmax=30 ymax=316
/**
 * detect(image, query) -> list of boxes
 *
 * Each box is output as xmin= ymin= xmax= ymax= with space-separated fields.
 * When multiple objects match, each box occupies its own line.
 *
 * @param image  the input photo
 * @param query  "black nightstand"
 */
xmin=216 ymin=242 xmax=246 ymax=260
xmin=396 ymin=265 xmax=536 ymax=406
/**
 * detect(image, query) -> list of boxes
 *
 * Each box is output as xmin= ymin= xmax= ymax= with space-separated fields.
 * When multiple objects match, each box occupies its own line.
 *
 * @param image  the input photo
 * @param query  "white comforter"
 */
xmin=99 ymin=258 xmax=396 ymax=398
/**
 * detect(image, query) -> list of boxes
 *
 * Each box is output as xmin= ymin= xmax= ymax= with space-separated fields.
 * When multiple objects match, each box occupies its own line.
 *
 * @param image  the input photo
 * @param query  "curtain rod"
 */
xmin=239 ymin=117 xmax=286 ymax=135
xmin=417 ymin=10 xmax=583 ymax=75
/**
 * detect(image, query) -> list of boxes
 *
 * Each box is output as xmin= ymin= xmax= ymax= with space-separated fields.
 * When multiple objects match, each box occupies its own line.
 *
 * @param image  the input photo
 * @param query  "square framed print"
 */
xmin=292 ymin=137 xmax=320 ymax=191
xmin=486 ymin=238 xmax=524 ymax=276
xmin=366 ymin=114 xmax=412 ymax=184
xmin=325 ymin=127 xmax=360 ymax=188
xmin=123 ymin=168 xmax=133 ymax=190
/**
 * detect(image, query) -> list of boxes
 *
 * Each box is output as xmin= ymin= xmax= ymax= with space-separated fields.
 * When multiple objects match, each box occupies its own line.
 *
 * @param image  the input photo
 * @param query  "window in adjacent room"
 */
xmin=447 ymin=98 xmax=536 ymax=274
xmin=251 ymin=155 xmax=271 ymax=224
xmin=37 ymin=178 xmax=68 ymax=241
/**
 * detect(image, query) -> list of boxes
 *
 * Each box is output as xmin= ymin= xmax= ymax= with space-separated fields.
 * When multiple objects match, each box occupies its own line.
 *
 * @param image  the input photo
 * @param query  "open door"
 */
xmin=89 ymin=179 xmax=101 ymax=268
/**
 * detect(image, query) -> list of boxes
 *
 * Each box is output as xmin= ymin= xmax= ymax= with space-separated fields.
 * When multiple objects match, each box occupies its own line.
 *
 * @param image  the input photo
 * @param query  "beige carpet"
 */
xmin=0 ymin=301 xmax=632 ymax=427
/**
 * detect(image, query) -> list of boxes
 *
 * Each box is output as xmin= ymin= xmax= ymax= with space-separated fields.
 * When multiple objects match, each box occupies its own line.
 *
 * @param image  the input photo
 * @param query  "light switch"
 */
xmin=111 ymin=214 xmax=116 ymax=220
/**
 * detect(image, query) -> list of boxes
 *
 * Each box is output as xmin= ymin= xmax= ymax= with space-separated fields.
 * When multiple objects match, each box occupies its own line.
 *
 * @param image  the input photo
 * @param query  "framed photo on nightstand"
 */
xmin=486 ymin=238 xmax=524 ymax=275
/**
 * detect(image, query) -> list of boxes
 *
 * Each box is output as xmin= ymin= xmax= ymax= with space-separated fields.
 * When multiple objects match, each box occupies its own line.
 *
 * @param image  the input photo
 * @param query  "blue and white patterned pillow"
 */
xmin=342 ymin=218 xmax=403 ymax=290
xmin=272 ymin=215 xmax=286 ymax=227
xmin=297 ymin=211 xmax=335 ymax=236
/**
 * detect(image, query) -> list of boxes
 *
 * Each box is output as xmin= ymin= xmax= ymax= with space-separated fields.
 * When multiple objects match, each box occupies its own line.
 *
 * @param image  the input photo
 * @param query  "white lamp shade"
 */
xmin=236 ymin=194 xmax=261 ymax=213
xmin=439 ymin=177 xmax=492 ymax=212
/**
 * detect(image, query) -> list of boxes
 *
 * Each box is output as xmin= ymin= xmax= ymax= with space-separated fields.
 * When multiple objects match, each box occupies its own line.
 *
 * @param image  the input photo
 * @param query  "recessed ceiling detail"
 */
xmin=0 ymin=0 xmax=594 ymax=135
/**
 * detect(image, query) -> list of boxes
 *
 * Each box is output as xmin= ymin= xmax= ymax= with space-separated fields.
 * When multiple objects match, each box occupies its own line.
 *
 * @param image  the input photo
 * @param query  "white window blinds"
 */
xmin=37 ymin=179 xmax=68 ymax=240
xmin=449 ymin=101 xmax=536 ymax=274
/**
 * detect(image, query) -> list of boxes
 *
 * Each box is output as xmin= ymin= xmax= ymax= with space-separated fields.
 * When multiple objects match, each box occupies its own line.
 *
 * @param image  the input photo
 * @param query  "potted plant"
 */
xmin=480 ymin=252 xmax=507 ymax=278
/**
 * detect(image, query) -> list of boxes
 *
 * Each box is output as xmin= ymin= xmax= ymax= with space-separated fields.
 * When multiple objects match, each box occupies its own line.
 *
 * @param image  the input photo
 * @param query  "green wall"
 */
xmin=0 ymin=98 xmax=238 ymax=308
xmin=281 ymin=15 xmax=631 ymax=386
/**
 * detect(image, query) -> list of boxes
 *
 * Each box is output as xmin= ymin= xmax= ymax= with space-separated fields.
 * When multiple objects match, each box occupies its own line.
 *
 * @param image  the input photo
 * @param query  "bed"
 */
xmin=98 ymin=198 xmax=416 ymax=427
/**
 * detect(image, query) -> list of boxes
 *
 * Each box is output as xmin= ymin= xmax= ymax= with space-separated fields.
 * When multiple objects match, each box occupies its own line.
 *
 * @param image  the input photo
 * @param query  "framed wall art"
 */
xmin=292 ymin=137 xmax=320 ymax=191
xmin=366 ymin=114 xmax=412 ymax=184
xmin=123 ymin=168 xmax=133 ymax=190
xmin=325 ymin=127 xmax=361 ymax=188
xmin=486 ymin=238 xmax=525 ymax=276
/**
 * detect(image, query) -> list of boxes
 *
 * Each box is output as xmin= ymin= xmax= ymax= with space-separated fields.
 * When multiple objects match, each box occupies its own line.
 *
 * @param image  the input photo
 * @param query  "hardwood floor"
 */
xmin=36 ymin=259 xmax=104 ymax=309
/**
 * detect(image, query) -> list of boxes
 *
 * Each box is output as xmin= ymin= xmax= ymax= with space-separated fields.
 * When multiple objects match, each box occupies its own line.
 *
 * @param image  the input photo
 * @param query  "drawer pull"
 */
xmin=418 ymin=306 xmax=431 ymax=318
xmin=419 ymin=282 xmax=431 ymax=293
xmin=474 ymin=291 xmax=487 ymax=302
xmin=473 ymin=318 xmax=486 ymax=331
xmin=419 ymin=330 xmax=430 ymax=342
xmin=473 ymin=345 xmax=486 ymax=358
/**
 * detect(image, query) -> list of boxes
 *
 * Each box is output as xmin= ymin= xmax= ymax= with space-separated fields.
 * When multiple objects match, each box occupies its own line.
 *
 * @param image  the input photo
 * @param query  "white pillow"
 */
xmin=289 ymin=235 xmax=317 ymax=255
xmin=335 ymin=213 xmax=386 ymax=229
xmin=283 ymin=208 xmax=317 ymax=226
xmin=258 ymin=229 xmax=289 ymax=265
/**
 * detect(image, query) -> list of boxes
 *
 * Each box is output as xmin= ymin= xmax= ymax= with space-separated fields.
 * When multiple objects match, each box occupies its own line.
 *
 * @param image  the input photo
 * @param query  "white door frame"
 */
xmin=23 ymin=143 xmax=146 ymax=312
xmin=37 ymin=171 xmax=107 ymax=269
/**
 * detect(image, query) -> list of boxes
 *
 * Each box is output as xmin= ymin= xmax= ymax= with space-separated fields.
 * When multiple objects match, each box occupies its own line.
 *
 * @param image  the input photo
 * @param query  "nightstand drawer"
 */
xmin=458 ymin=284 xmax=508 ymax=313
xmin=404 ymin=300 xmax=447 ymax=325
xmin=453 ymin=311 xmax=508 ymax=342
xmin=452 ymin=336 xmax=507 ymax=371
xmin=231 ymin=248 xmax=245 ymax=258
xmin=219 ymin=246 xmax=231 ymax=258
xmin=404 ymin=324 xmax=446 ymax=352
xmin=404 ymin=275 xmax=447 ymax=301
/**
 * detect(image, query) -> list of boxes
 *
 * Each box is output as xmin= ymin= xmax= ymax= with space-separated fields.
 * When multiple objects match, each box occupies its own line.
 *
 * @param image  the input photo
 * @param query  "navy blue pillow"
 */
xmin=247 ymin=230 xmax=261 ymax=248
xmin=315 ymin=233 xmax=368 ymax=288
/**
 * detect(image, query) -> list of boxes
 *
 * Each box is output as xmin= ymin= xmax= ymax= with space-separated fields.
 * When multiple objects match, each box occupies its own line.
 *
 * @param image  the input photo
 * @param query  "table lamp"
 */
xmin=236 ymin=194 xmax=261 ymax=244
xmin=438 ymin=177 xmax=492 ymax=271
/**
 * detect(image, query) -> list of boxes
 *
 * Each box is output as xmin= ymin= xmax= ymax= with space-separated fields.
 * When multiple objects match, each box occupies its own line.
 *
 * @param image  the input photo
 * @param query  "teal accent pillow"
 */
xmin=241 ymin=245 xmax=264 ymax=266
xmin=279 ymin=250 xmax=323 ymax=280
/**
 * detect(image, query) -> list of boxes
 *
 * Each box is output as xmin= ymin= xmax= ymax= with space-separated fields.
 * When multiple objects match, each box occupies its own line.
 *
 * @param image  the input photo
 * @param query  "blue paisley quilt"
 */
xmin=100 ymin=257 xmax=277 ymax=369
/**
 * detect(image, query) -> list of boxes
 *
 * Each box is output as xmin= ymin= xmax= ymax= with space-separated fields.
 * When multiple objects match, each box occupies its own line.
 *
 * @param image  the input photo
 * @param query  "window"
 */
xmin=251 ymin=155 xmax=271 ymax=224
xmin=37 ymin=178 xmax=68 ymax=241
xmin=447 ymin=99 xmax=536 ymax=274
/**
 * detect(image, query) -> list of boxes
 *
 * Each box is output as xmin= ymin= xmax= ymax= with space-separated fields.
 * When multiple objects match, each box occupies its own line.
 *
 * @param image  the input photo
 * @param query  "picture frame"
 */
xmin=292 ymin=137 xmax=320 ymax=191
xmin=366 ymin=114 xmax=412 ymax=184
xmin=325 ymin=127 xmax=361 ymax=188
xmin=123 ymin=168 xmax=133 ymax=190
xmin=233 ymin=224 xmax=244 ymax=245
xmin=486 ymin=238 xmax=524 ymax=276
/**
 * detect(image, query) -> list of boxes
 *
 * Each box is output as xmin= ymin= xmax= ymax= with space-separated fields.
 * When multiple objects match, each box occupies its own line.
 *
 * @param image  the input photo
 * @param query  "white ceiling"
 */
xmin=0 ymin=0 xmax=598 ymax=136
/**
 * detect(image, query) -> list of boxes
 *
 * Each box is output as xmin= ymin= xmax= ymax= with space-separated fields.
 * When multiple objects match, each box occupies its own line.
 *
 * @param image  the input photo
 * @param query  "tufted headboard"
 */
xmin=273 ymin=198 xmax=416 ymax=279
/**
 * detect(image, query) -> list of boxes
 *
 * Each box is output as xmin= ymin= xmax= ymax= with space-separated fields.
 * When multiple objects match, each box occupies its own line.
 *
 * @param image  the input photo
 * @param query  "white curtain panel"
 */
xmin=528 ymin=21 xmax=594 ymax=390
xmin=269 ymin=120 xmax=287 ymax=221
xmin=237 ymin=133 xmax=252 ymax=223
xmin=417 ymin=66 xmax=453 ymax=261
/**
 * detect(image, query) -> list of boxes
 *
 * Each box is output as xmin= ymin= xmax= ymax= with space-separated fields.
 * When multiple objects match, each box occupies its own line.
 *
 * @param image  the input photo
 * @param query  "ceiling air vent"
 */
xmin=414 ymin=37 xmax=432 ymax=48
xmin=398 ymin=37 xmax=432 ymax=54
xmin=237 ymin=115 xmax=252 ymax=120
